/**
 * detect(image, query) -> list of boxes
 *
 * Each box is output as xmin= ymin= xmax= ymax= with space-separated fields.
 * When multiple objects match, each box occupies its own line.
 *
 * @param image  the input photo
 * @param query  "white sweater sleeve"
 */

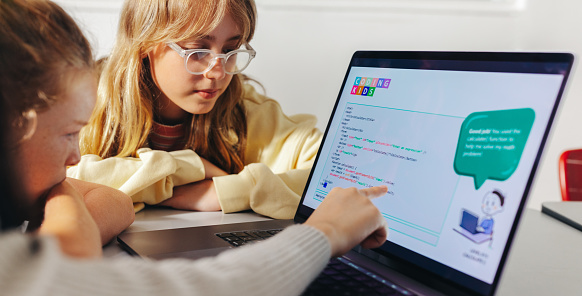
xmin=0 ymin=224 xmax=330 ymax=296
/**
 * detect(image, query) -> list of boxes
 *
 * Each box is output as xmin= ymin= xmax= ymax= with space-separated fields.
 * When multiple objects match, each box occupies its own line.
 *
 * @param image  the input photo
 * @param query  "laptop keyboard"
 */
xmin=215 ymin=229 xmax=283 ymax=247
xmin=302 ymin=257 xmax=416 ymax=296
xmin=216 ymin=230 xmax=415 ymax=296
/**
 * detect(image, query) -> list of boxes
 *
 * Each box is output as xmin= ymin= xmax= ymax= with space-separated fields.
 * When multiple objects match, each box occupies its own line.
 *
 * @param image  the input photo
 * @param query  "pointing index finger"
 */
xmin=358 ymin=185 xmax=388 ymax=200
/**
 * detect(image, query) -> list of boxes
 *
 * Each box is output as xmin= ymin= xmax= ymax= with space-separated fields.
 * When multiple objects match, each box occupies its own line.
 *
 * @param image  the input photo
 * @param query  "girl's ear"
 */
xmin=17 ymin=109 xmax=38 ymax=143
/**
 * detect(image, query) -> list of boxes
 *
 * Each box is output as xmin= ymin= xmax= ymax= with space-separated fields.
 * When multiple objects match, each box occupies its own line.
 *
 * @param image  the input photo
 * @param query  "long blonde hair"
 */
xmin=80 ymin=0 xmax=256 ymax=173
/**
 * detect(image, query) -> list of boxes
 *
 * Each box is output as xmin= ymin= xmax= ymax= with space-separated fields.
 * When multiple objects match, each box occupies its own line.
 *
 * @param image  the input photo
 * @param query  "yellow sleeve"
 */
xmin=67 ymin=148 xmax=205 ymax=212
xmin=242 ymin=85 xmax=322 ymax=173
xmin=214 ymin=164 xmax=311 ymax=219
xmin=213 ymin=85 xmax=323 ymax=219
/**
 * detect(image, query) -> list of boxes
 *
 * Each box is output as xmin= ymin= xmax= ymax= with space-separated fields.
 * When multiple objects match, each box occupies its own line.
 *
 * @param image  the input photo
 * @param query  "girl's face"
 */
xmin=149 ymin=13 xmax=241 ymax=124
xmin=15 ymin=70 xmax=96 ymax=203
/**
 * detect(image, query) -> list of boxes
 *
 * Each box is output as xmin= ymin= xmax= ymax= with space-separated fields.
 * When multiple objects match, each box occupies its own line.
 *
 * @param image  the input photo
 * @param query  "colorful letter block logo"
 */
xmin=351 ymin=77 xmax=390 ymax=97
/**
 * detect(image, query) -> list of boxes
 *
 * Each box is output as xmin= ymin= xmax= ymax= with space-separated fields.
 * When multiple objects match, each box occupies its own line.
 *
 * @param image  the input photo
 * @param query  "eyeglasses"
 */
xmin=166 ymin=42 xmax=256 ymax=75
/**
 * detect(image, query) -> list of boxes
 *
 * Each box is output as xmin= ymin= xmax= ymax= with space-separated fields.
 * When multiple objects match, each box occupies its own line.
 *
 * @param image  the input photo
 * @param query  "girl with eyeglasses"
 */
xmin=1 ymin=3 xmax=388 ymax=294
xmin=68 ymin=0 xmax=322 ymax=218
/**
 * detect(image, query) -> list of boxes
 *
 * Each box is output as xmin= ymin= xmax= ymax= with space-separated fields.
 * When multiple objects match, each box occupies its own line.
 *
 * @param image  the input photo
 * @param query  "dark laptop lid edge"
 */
xmin=541 ymin=201 xmax=582 ymax=232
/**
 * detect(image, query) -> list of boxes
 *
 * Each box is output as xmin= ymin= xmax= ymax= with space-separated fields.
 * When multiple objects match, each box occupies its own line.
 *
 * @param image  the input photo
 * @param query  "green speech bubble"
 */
xmin=454 ymin=108 xmax=535 ymax=189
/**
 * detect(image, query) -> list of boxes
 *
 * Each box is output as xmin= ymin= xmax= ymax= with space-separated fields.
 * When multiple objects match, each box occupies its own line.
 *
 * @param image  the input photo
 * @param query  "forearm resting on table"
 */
xmin=158 ymin=158 xmax=225 ymax=211
xmin=68 ymin=178 xmax=135 ymax=244
xmin=159 ymin=179 xmax=221 ymax=211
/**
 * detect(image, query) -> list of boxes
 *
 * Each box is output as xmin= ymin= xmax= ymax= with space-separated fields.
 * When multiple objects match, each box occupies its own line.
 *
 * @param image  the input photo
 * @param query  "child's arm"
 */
xmin=158 ymin=180 xmax=220 ymax=211
xmin=158 ymin=158 xmax=226 ymax=211
xmin=67 ymin=148 xmax=207 ymax=212
xmin=204 ymin=85 xmax=324 ymax=219
xmin=38 ymin=179 xmax=102 ymax=258
xmin=214 ymin=164 xmax=310 ymax=219
xmin=67 ymin=177 xmax=135 ymax=245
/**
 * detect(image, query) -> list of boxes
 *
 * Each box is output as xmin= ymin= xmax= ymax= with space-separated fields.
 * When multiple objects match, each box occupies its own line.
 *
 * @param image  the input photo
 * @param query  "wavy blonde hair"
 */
xmin=80 ymin=0 xmax=256 ymax=173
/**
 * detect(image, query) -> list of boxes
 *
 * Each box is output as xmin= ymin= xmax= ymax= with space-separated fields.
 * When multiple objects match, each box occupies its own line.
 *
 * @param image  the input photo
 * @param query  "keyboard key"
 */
xmin=217 ymin=230 xmax=416 ymax=296
xmin=248 ymin=230 xmax=273 ymax=238
xmin=215 ymin=229 xmax=283 ymax=247
xmin=301 ymin=257 xmax=416 ymax=296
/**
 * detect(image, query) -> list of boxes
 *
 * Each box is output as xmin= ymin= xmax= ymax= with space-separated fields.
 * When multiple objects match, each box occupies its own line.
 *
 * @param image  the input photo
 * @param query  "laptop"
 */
xmin=453 ymin=208 xmax=493 ymax=245
xmin=541 ymin=201 xmax=582 ymax=232
xmin=460 ymin=209 xmax=480 ymax=234
xmin=118 ymin=51 xmax=574 ymax=296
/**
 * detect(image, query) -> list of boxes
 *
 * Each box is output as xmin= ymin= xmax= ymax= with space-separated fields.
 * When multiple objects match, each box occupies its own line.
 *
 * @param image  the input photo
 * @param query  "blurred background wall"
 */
xmin=54 ymin=0 xmax=582 ymax=210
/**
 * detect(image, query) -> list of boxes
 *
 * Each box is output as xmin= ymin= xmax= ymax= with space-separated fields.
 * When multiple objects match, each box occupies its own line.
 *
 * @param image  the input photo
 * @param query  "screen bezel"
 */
xmin=294 ymin=51 xmax=574 ymax=296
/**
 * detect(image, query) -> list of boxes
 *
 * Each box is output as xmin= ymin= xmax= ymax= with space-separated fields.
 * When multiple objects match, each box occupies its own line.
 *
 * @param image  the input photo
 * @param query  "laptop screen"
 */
xmin=297 ymin=51 xmax=573 ymax=295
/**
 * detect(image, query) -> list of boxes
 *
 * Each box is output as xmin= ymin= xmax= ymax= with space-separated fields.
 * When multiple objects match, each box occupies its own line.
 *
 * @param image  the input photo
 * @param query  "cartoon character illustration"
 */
xmin=454 ymin=189 xmax=505 ymax=245
xmin=476 ymin=190 xmax=505 ymax=235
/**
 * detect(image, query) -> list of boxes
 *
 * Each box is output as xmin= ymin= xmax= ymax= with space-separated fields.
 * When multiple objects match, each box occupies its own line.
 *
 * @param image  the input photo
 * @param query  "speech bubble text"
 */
xmin=454 ymin=108 xmax=535 ymax=189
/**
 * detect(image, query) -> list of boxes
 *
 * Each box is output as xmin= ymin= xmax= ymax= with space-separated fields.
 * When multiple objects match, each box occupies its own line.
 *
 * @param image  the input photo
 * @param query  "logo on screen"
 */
xmin=350 ymin=77 xmax=391 ymax=97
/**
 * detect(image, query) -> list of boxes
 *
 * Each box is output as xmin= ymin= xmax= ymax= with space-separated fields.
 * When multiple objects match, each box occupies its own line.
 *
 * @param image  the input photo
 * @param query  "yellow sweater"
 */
xmin=67 ymin=85 xmax=322 ymax=219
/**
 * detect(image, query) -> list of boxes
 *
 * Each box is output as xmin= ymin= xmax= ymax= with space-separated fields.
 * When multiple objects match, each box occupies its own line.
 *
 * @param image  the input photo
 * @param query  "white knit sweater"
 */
xmin=0 ymin=224 xmax=330 ymax=296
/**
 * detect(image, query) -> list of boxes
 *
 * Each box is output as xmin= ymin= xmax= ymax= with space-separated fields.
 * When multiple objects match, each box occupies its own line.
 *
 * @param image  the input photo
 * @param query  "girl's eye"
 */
xmin=187 ymin=46 xmax=207 ymax=50
xmin=66 ymin=132 xmax=79 ymax=138
xmin=180 ymin=43 xmax=206 ymax=50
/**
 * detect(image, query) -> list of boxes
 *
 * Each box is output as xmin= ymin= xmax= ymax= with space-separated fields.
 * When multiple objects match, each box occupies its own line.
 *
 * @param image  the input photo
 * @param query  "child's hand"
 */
xmin=39 ymin=179 xmax=102 ymax=258
xmin=305 ymin=186 xmax=389 ymax=257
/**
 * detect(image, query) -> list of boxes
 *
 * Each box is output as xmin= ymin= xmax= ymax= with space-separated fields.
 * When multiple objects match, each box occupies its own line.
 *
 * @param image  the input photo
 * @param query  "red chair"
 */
xmin=559 ymin=149 xmax=582 ymax=201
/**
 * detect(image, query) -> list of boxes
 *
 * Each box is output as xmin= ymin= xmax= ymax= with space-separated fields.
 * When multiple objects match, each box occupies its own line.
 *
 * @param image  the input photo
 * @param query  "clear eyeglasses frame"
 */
xmin=166 ymin=42 xmax=256 ymax=75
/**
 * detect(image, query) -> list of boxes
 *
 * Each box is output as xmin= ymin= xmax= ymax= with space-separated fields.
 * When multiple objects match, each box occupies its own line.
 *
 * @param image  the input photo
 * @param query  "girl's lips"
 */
xmin=195 ymin=89 xmax=219 ymax=99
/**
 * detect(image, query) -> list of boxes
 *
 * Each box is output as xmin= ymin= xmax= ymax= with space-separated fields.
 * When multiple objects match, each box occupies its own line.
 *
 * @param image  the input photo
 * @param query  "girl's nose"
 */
xmin=204 ymin=57 xmax=226 ymax=80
